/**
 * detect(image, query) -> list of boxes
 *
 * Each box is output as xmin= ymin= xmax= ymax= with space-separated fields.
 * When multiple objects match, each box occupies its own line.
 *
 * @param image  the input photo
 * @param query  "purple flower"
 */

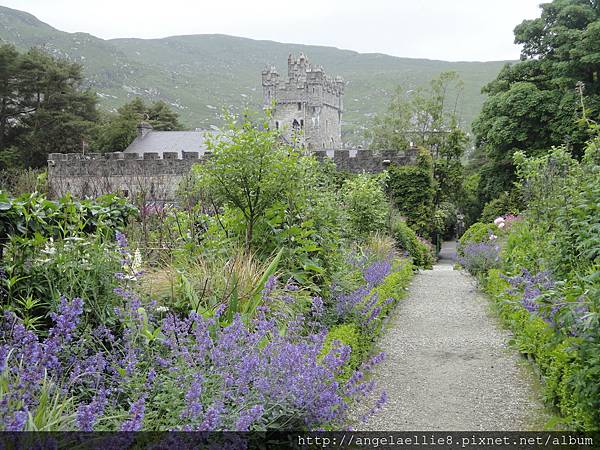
xmin=311 ymin=296 xmax=324 ymax=317
xmin=363 ymin=259 xmax=392 ymax=287
xmin=235 ymin=404 xmax=264 ymax=431
xmin=7 ymin=410 xmax=28 ymax=431
xmin=76 ymin=390 xmax=107 ymax=431
xmin=115 ymin=230 xmax=128 ymax=249
xmin=458 ymin=242 xmax=501 ymax=275
xmin=120 ymin=395 xmax=146 ymax=431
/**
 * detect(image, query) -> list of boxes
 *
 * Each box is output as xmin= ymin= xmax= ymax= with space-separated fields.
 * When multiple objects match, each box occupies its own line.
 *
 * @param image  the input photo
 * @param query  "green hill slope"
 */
xmin=0 ymin=5 xmax=509 ymax=144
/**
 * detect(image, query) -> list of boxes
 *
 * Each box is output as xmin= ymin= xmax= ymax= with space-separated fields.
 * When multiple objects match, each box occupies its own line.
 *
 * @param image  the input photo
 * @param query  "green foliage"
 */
xmin=0 ymin=44 xmax=98 ymax=169
xmin=477 ymin=140 xmax=600 ymax=430
xmin=0 ymin=369 xmax=76 ymax=431
xmin=192 ymin=113 xmax=301 ymax=250
xmin=390 ymin=218 xmax=433 ymax=269
xmin=484 ymin=270 xmax=595 ymax=430
xmin=472 ymin=0 xmax=600 ymax=205
xmin=387 ymin=148 xmax=435 ymax=238
xmin=341 ymin=174 xmax=388 ymax=239
xmin=458 ymin=222 xmax=497 ymax=252
xmin=501 ymin=220 xmax=549 ymax=275
xmin=480 ymin=190 xmax=522 ymax=224
xmin=0 ymin=192 xmax=137 ymax=247
xmin=0 ymin=193 xmax=136 ymax=329
xmin=321 ymin=324 xmax=368 ymax=380
xmin=369 ymin=72 xmax=466 ymax=152
xmin=370 ymin=73 xmax=469 ymax=239
xmin=2 ymin=235 xmax=125 ymax=330
xmin=372 ymin=259 xmax=414 ymax=309
xmin=92 ymin=98 xmax=184 ymax=153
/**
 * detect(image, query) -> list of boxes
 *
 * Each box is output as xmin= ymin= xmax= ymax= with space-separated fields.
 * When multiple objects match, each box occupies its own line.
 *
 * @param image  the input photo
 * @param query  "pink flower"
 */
xmin=494 ymin=217 xmax=505 ymax=226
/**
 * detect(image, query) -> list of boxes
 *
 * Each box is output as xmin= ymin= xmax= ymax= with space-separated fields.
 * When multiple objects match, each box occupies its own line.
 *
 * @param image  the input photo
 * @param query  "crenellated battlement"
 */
xmin=262 ymin=54 xmax=345 ymax=150
xmin=47 ymin=148 xmax=418 ymax=200
xmin=47 ymin=151 xmax=213 ymax=200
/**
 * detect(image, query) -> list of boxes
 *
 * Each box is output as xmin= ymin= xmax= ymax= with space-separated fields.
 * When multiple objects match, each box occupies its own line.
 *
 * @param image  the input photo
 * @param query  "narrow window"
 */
xmin=300 ymin=119 xmax=304 ymax=129
xmin=297 ymin=102 xmax=302 ymax=111
xmin=275 ymin=121 xmax=279 ymax=129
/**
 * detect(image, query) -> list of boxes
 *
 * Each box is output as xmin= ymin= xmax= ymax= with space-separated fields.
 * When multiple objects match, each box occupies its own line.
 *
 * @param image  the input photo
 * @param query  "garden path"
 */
xmin=358 ymin=241 xmax=548 ymax=430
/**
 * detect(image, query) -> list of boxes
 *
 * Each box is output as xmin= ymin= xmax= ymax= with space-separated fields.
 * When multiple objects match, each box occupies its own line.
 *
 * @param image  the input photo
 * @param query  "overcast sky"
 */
xmin=1 ymin=0 xmax=543 ymax=61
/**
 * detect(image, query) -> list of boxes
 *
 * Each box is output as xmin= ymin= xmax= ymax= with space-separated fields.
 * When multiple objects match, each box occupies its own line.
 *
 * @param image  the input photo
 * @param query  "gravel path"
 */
xmin=358 ymin=241 xmax=547 ymax=431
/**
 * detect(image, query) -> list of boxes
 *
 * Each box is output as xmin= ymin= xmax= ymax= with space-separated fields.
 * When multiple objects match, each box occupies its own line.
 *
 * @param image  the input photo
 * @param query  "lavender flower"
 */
xmin=363 ymin=259 xmax=392 ymax=288
xmin=311 ymin=296 xmax=324 ymax=317
xmin=120 ymin=395 xmax=146 ymax=431
xmin=76 ymin=390 xmax=107 ymax=431
xmin=235 ymin=404 xmax=264 ymax=431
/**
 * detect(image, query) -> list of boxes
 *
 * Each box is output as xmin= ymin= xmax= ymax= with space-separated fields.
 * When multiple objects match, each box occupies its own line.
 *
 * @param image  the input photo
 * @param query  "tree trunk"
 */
xmin=245 ymin=217 xmax=254 ymax=251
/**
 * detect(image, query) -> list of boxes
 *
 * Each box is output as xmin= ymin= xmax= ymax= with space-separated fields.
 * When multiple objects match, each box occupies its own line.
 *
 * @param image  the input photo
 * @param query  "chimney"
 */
xmin=137 ymin=121 xmax=153 ymax=138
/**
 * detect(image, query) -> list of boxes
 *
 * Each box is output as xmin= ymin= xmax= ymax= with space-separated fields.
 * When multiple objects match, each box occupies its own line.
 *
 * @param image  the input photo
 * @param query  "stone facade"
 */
xmin=47 ymin=152 xmax=207 ymax=201
xmin=48 ymin=54 xmax=419 ymax=201
xmin=262 ymin=53 xmax=344 ymax=150
xmin=47 ymin=149 xmax=418 ymax=200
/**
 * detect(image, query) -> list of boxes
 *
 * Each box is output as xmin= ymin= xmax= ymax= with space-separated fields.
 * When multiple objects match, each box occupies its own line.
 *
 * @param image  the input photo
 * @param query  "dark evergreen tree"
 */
xmin=0 ymin=45 xmax=98 ymax=168
xmin=92 ymin=98 xmax=184 ymax=153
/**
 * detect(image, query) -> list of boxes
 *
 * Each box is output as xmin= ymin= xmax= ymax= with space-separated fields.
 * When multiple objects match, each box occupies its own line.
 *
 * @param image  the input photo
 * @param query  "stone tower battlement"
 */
xmin=262 ymin=53 xmax=344 ymax=150
xmin=47 ymin=148 xmax=418 ymax=200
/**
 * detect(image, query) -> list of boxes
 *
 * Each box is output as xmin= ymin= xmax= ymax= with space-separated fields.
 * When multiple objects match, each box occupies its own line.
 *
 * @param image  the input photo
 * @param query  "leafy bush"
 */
xmin=2 ymin=234 xmax=124 ymax=330
xmin=473 ymin=140 xmax=600 ymax=430
xmin=341 ymin=174 xmax=388 ymax=239
xmin=480 ymin=190 xmax=522 ymax=223
xmin=458 ymin=222 xmax=497 ymax=251
xmin=387 ymin=148 xmax=435 ymax=238
xmin=0 ymin=192 xmax=136 ymax=248
xmin=321 ymin=323 xmax=368 ymax=380
xmin=457 ymin=242 xmax=500 ymax=278
xmin=390 ymin=219 xmax=433 ymax=269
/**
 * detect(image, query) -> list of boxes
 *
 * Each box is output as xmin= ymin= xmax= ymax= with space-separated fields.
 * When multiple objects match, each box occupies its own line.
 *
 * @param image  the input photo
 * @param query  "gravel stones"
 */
xmin=357 ymin=241 xmax=548 ymax=431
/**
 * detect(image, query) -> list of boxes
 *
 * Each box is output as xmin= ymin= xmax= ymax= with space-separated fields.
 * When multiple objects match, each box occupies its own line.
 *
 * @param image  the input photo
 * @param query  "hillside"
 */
xmin=0 ymin=5 xmax=510 ymax=144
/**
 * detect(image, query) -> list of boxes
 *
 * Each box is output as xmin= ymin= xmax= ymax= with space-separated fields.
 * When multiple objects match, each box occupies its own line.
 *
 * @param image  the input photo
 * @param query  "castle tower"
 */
xmin=262 ymin=53 xmax=344 ymax=150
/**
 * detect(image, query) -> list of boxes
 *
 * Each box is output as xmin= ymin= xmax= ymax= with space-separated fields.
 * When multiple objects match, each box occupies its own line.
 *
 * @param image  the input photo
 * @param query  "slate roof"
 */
xmin=124 ymin=130 xmax=218 ymax=158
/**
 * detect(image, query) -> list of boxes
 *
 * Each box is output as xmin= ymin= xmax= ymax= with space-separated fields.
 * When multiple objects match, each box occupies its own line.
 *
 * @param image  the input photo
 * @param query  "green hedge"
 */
xmin=391 ymin=220 xmax=433 ymax=269
xmin=484 ymin=269 xmax=595 ymax=429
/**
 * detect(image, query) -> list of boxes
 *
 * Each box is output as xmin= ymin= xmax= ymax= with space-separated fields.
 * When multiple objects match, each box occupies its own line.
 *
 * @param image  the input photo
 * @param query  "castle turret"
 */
xmin=262 ymin=65 xmax=279 ymax=106
xmin=262 ymin=54 xmax=344 ymax=150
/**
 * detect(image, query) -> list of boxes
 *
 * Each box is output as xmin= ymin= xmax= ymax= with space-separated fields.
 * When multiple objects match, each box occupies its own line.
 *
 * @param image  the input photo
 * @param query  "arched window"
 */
xmin=292 ymin=119 xmax=300 ymax=129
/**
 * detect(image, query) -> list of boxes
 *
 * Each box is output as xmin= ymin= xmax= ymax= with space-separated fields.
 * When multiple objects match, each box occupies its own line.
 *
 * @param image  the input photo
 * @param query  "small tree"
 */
xmin=193 ymin=113 xmax=300 ymax=250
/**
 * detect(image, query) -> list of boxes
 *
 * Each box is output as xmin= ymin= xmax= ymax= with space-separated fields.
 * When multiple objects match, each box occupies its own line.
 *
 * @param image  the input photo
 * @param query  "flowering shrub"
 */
xmin=458 ymin=221 xmax=498 ymax=256
xmin=0 ymin=291 xmax=384 ymax=431
xmin=2 ymin=233 xmax=124 ymax=330
xmin=476 ymin=142 xmax=600 ymax=430
xmin=0 ymin=231 xmax=414 ymax=432
xmin=457 ymin=242 xmax=500 ymax=277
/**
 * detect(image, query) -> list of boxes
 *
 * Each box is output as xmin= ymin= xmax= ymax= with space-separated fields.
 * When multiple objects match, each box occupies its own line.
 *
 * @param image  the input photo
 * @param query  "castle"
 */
xmin=262 ymin=53 xmax=344 ymax=150
xmin=47 ymin=54 xmax=418 ymax=201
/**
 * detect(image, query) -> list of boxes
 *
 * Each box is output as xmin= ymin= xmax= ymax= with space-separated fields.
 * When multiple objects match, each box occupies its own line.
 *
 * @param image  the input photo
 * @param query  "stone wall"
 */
xmin=47 ymin=148 xmax=418 ymax=200
xmin=47 ymin=151 xmax=207 ymax=201
xmin=313 ymin=148 xmax=418 ymax=172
